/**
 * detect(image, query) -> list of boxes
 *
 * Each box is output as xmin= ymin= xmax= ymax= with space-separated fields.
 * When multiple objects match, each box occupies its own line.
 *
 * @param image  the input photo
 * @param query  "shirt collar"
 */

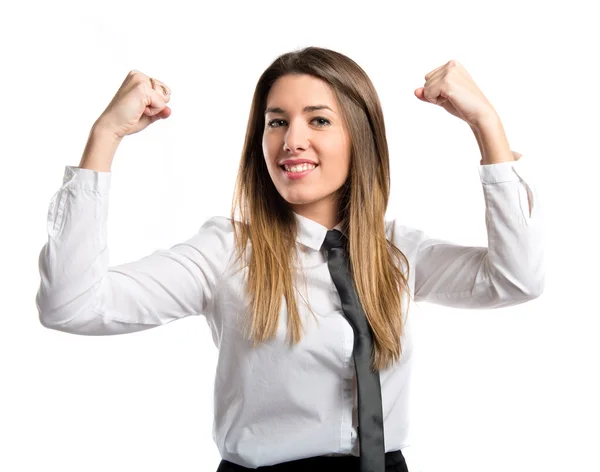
xmin=293 ymin=211 xmax=347 ymax=251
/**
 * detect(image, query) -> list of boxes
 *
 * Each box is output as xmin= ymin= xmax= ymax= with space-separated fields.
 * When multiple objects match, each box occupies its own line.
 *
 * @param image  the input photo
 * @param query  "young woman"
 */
xmin=36 ymin=47 xmax=544 ymax=472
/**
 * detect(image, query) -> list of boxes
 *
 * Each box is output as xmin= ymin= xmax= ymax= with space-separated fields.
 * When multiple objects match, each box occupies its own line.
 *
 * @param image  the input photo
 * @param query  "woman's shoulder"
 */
xmin=198 ymin=215 xmax=251 ymax=236
xmin=185 ymin=215 xmax=237 ymax=252
xmin=199 ymin=215 xmax=236 ymax=232
xmin=385 ymin=217 xmax=425 ymax=251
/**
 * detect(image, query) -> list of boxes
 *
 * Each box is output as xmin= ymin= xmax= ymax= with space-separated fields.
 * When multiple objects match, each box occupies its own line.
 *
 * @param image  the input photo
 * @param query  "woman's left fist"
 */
xmin=414 ymin=60 xmax=497 ymax=128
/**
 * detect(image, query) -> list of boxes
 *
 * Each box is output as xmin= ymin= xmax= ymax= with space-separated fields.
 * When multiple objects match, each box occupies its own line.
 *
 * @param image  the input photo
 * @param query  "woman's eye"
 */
xmin=267 ymin=117 xmax=331 ymax=128
xmin=312 ymin=117 xmax=331 ymax=126
xmin=267 ymin=119 xmax=285 ymax=128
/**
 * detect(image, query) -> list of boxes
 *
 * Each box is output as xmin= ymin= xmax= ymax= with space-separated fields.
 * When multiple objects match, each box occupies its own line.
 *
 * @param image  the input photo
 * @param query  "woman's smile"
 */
xmin=281 ymin=164 xmax=319 ymax=180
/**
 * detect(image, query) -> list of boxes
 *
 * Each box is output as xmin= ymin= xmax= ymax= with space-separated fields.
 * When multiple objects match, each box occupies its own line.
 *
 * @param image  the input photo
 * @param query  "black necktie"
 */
xmin=321 ymin=229 xmax=386 ymax=472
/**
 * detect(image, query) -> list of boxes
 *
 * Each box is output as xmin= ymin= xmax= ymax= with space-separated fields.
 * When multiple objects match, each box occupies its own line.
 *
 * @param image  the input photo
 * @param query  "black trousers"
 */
xmin=216 ymin=449 xmax=408 ymax=472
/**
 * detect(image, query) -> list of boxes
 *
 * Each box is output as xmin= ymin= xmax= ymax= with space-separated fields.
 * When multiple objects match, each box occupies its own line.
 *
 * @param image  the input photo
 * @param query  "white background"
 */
xmin=1 ymin=1 xmax=598 ymax=471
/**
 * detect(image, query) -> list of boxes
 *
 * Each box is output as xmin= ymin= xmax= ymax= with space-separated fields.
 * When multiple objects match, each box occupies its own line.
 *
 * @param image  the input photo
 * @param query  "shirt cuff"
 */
xmin=478 ymin=151 xmax=527 ymax=184
xmin=62 ymin=165 xmax=112 ymax=194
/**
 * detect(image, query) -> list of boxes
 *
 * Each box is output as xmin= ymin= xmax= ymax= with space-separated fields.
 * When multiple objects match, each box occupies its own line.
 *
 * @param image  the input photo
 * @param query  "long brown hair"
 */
xmin=229 ymin=46 xmax=412 ymax=371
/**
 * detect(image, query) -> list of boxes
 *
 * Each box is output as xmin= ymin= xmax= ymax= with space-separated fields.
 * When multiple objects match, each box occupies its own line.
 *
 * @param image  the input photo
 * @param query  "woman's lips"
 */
xmin=280 ymin=165 xmax=318 ymax=180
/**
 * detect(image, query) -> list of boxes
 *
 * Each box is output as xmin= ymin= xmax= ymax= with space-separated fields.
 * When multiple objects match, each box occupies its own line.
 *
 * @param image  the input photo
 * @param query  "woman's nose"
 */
xmin=283 ymin=141 xmax=307 ymax=153
xmin=283 ymin=128 xmax=309 ymax=153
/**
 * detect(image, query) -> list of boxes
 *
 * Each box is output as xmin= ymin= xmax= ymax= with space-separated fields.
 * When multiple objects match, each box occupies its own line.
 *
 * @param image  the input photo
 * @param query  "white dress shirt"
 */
xmin=36 ymin=153 xmax=544 ymax=469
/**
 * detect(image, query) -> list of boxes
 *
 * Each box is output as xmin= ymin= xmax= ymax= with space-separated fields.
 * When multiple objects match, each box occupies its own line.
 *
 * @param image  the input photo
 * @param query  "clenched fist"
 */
xmin=95 ymin=70 xmax=172 ymax=139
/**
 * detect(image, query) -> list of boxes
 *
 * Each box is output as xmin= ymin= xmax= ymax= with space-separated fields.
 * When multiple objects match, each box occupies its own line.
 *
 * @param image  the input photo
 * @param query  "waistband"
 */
xmin=216 ymin=449 xmax=407 ymax=471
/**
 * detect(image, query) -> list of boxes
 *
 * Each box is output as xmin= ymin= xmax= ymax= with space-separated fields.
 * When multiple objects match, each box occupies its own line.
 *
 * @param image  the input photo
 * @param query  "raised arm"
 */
xmin=413 ymin=154 xmax=544 ymax=309
xmin=36 ymin=165 xmax=230 ymax=335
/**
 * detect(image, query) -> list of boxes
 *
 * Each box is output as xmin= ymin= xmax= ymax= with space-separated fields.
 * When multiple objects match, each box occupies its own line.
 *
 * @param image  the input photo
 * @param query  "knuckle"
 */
xmin=132 ymin=72 xmax=149 ymax=86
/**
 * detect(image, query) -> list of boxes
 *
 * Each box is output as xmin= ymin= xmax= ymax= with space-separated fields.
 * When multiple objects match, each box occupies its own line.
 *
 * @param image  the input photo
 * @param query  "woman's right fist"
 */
xmin=95 ymin=70 xmax=172 ymax=139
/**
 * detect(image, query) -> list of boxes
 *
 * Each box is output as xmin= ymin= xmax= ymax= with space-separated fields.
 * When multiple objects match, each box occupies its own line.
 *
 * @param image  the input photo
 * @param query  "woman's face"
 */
xmin=262 ymin=74 xmax=351 ymax=228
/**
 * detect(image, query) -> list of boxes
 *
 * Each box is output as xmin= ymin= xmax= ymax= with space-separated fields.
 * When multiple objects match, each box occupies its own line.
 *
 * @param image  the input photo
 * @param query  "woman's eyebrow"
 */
xmin=264 ymin=105 xmax=335 ymax=115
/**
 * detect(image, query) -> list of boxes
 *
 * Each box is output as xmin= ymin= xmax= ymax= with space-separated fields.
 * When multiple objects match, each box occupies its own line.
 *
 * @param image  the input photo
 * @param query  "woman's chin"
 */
xmin=283 ymin=194 xmax=319 ymax=206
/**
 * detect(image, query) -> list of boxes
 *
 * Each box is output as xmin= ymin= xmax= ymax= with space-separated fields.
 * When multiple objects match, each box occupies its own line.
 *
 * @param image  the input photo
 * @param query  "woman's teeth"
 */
xmin=283 ymin=163 xmax=317 ymax=173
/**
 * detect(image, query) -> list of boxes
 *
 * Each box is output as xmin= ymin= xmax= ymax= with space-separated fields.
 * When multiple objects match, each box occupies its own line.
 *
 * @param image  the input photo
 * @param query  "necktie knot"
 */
xmin=321 ymin=229 xmax=347 ymax=252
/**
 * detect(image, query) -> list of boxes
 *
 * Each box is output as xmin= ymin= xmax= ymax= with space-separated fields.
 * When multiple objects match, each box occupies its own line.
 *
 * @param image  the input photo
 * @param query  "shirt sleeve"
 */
xmin=36 ymin=165 xmax=231 ymax=335
xmin=413 ymin=152 xmax=545 ymax=309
